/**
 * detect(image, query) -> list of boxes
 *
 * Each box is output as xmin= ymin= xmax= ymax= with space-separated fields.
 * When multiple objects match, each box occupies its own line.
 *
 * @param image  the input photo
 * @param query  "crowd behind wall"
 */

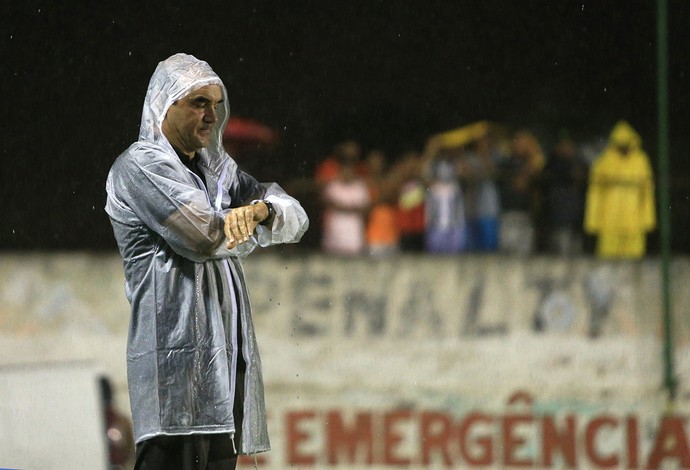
xmin=305 ymin=120 xmax=657 ymax=260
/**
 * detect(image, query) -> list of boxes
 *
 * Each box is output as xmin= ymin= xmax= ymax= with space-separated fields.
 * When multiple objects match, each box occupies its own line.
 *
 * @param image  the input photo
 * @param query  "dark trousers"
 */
xmin=134 ymin=434 xmax=237 ymax=470
xmin=135 ymin=370 xmax=245 ymax=470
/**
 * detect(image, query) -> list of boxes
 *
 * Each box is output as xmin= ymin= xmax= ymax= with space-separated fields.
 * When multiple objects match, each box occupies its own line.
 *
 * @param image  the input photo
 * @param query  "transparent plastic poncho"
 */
xmin=105 ymin=53 xmax=308 ymax=451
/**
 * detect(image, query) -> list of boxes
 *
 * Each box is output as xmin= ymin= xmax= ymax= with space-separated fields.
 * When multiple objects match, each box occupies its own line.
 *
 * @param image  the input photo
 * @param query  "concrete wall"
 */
xmin=2 ymin=252 xmax=690 ymax=468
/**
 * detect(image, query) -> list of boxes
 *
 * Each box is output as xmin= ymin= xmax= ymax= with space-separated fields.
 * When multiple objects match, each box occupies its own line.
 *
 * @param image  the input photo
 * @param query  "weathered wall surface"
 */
xmin=2 ymin=252 xmax=690 ymax=468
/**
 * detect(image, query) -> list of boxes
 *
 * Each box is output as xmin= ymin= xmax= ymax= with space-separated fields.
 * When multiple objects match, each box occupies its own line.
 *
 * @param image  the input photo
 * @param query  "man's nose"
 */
xmin=204 ymin=106 xmax=217 ymax=123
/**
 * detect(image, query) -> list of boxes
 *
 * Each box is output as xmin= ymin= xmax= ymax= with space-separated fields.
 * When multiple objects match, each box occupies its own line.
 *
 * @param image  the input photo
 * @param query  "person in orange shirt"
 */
xmin=364 ymin=149 xmax=400 ymax=256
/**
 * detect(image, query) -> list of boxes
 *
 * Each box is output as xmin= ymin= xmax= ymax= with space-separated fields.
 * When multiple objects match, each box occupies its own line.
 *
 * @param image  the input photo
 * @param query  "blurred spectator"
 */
xmin=541 ymin=130 xmax=589 ymax=256
xmin=584 ymin=121 xmax=656 ymax=259
xmin=100 ymin=376 xmax=135 ymax=469
xmin=320 ymin=145 xmax=371 ymax=255
xmin=497 ymin=129 xmax=545 ymax=255
xmin=462 ymin=131 xmax=502 ymax=252
xmin=364 ymin=149 xmax=400 ymax=256
xmin=363 ymin=148 xmax=387 ymax=200
xmin=314 ymin=140 xmax=366 ymax=189
xmin=392 ymin=150 xmax=427 ymax=253
xmin=312 ymin=140 xmax=363 ymax=248
xmin=425 ymin=152 xmax=467 ymax=253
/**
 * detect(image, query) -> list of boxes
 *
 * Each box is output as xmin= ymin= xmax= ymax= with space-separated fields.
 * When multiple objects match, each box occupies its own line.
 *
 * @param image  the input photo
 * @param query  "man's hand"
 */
xmin=224 ymin=202 xmax=269 ymax=249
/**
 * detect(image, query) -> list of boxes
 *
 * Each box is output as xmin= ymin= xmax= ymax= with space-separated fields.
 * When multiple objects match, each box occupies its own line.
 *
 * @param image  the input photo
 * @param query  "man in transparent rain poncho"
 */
xmin=105 ymin=53 xmax=309 ymax=469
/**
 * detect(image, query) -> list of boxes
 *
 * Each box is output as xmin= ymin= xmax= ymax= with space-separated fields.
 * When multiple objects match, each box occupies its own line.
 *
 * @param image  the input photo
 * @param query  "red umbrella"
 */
xmin=223 ymin=117 xmax=279 ymax=145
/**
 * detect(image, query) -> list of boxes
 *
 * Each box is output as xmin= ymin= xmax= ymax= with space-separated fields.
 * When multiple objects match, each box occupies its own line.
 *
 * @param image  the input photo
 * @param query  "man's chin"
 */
xmin=195 ymin=136 xmax=212 ymax=150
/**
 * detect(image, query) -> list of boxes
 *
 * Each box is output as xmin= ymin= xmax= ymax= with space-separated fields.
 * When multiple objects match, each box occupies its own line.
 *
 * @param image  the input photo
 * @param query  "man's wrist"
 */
xmin=252 ymin=199 xmax=275 ymax=226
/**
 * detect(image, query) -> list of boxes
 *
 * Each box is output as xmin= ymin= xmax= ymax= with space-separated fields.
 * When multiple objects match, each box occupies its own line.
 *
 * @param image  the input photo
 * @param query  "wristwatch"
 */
xmin=252 ymin=199 xmax=275 ymax=226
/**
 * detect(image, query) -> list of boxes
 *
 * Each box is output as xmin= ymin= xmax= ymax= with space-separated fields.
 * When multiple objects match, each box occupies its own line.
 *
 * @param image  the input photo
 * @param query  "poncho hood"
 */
xmin=139 ymin=53 xmax=230 ymax=170
xmin=608 ymin=120 xmax=642 ymax=150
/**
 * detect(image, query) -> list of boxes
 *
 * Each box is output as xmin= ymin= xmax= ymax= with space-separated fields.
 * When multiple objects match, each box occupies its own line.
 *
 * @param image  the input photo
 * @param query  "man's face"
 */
xmin=162 ymin=84 xmax=224 ymax=156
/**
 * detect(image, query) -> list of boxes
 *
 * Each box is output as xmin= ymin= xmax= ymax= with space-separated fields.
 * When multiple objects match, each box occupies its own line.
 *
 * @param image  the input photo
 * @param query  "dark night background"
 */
xmin=1 ymin=1 xmax=688 ymax=252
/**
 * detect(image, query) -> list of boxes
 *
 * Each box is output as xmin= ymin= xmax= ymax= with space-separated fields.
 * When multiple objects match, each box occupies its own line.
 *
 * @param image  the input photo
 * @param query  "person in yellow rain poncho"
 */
xmin=584 ymin=121 xmax=656 ymax=259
